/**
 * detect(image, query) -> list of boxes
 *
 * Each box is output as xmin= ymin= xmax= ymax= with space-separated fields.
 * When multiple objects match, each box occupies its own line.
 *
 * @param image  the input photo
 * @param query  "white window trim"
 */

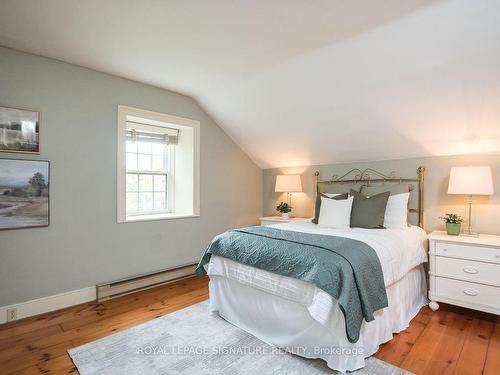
xmin=117 ymin=105 xmax=200 ymax=223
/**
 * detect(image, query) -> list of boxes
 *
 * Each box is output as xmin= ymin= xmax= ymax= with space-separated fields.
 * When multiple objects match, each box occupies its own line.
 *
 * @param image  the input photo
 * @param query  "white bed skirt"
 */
xmin=208 ymin=265 xmax=427 ymax=373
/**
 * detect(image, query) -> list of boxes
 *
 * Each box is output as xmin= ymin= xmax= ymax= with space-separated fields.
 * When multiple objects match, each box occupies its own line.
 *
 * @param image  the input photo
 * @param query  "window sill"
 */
xmin=119 ymin=213 xmax=200 ymax=223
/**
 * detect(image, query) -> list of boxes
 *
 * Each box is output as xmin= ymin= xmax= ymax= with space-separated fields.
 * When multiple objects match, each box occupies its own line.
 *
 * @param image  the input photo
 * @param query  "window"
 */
xmin=125 ymin=125 xmax=174 ymax=215
xmin=117 ymin=105 xmax=200 ymax=222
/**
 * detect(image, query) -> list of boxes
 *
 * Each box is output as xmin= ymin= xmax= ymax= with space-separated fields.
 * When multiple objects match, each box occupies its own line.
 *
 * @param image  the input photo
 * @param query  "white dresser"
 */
xmin=428 ymin=231 xmax=500 ymax=315
xmin=259 ymin=216 xmax=310 ymax=226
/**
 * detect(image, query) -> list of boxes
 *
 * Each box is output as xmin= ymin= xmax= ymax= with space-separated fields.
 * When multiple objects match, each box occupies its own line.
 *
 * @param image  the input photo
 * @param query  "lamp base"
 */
xmin=461 ymin=196 xmax=479 ymax=237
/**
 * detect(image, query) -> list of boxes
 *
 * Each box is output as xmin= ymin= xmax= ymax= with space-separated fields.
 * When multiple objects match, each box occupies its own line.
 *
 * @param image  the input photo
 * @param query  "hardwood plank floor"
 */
xmin=0 ymin=276 xmax=498 ymax=374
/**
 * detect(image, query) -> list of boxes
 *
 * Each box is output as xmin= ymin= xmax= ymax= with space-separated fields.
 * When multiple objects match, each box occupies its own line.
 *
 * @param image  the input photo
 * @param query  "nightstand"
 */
xmin=428 ymin=231 xmax=500 ymax=315
xmin=259 ymin=216 xmax=310 ymax=226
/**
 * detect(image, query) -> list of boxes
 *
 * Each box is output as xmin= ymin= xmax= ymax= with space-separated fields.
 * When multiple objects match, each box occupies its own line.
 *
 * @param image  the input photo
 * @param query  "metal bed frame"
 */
xmin=314 ymin=166 xmax=425 ymax=228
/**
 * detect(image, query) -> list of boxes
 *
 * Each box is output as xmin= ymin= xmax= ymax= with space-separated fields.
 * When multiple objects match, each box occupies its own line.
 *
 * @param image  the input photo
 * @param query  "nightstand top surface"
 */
xmin=259 ymin=216 xmax=311 ymax=223
xmin=429 ymin=230 xmax=500 ymax=247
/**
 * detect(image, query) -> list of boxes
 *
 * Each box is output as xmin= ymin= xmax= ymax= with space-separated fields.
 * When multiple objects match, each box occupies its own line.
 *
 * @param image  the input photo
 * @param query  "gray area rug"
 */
xmin=68 ymin=301 xmax=412 ymax=375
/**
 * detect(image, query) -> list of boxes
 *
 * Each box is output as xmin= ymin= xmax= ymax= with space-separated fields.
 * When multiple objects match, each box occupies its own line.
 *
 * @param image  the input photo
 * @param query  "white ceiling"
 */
xmin=1 ymin=0 xmax=499 ymax=168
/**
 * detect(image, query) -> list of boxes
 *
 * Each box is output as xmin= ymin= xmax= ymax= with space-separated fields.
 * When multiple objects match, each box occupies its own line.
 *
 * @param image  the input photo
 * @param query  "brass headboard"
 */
xmin=314 ymin=166 xmax=425 ymax=228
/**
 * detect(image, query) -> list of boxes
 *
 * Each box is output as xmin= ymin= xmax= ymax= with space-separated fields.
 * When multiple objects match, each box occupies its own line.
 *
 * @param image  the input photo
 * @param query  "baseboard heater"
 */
xmin=96 ymin=263 xmax=198 ymax=302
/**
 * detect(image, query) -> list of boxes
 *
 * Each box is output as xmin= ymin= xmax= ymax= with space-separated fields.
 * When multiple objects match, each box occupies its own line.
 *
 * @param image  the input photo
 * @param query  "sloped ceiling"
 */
xmin=1 ymin=0 xmax=499 ymax=168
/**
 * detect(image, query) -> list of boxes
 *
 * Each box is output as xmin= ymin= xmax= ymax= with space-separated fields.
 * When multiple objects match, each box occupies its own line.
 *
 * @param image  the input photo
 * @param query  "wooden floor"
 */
xmin=0 ymin=276 xmax=498 ymax=374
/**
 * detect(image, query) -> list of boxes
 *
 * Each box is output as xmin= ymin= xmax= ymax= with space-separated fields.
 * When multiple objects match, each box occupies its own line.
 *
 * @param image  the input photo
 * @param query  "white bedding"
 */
xmin=264 ymin=221 xmax=428 ymax=287
xmin=205 ymin=222 xmax=428 ymax=372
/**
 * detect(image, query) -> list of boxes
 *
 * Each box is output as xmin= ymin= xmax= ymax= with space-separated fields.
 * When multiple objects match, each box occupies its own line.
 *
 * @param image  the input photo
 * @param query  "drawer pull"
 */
xmin=463 ymin=267 xmax=478 ymax=274
xmin=463 ymin=288 xmax=478 ymax=296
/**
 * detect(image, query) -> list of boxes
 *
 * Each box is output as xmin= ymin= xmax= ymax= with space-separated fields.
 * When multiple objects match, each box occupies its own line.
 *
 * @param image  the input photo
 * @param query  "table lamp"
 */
xmin=275 ymin=174 xmax=302 ymax=216
xmin=447 ymin=166 xmax=494 ymax=236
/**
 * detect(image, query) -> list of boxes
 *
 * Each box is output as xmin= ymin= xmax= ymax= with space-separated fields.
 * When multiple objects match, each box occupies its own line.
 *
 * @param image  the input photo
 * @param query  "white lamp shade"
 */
xmin=275 ymin=174 xmax=302 ymax=193
xmin=448 ymin=166 xmax=494 ymax=195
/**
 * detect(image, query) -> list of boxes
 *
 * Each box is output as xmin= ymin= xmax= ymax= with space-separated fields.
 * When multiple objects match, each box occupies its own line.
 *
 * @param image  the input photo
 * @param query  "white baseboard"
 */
xmin=0 ymin=286 xmax=96 ymax=324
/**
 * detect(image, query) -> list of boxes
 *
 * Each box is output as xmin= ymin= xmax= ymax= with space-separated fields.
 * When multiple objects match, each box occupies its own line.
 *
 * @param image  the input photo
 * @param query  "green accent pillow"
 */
xmin=312 ymin=192 xmax=348 ymax=224
xmin=349 ymin=189 xmax=390 ymax=229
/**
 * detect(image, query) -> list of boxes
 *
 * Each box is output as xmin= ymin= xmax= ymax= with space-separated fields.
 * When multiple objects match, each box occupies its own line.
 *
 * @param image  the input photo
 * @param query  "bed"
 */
xmin=199 ymin=167 xmax=428 ymax=373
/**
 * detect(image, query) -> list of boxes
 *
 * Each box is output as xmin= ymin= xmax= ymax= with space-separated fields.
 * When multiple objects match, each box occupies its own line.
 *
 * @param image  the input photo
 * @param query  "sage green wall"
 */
xmin=0 ymin=47 xmax=262 ymax=306
xmin=263 ymin=154 xmax=500 ymax=235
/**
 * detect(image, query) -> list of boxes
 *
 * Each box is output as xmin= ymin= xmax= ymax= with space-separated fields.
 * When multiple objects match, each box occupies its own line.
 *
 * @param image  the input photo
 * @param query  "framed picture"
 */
xmin=0 ymin=105 xmax=40 ymax=153
xmin=0 ymin=158 xmax=49 ymax=230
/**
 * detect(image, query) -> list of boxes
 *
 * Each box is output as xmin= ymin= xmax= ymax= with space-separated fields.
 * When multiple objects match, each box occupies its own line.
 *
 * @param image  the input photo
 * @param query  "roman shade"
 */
xmin=126 ymin=121 xmax=179 ymax=145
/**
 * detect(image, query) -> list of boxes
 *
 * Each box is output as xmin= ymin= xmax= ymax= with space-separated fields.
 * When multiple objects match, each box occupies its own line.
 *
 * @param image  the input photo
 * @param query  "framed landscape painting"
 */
xmin=0 ymin=158 xmax=49 ymax=230
xmin=0 ymin=106 xmax=40 ymax=153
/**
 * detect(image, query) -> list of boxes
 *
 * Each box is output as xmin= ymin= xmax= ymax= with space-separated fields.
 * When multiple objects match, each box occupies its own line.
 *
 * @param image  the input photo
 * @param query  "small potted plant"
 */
xmin=276 ymin=202 xmax=292 ymax=220
xmin=440 ymin=213 xmax=464 ymax=235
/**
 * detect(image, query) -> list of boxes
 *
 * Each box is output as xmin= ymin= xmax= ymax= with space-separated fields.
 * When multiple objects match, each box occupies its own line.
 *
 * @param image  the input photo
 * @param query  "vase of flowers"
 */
xmin=276 ymin=202 xmax=292 ymax=220
xmin=440 ymin=213 xmax=464 ymax=235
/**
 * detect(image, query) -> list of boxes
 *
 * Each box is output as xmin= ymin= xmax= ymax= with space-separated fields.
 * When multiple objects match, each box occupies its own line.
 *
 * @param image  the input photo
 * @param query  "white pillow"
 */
xmin=384 ymin=192 xmax=410 ymax=228
xmin=318 ymin=195 xmax=354 ymax=229
xmin=322 ymin=193 xmax=342 ymax=198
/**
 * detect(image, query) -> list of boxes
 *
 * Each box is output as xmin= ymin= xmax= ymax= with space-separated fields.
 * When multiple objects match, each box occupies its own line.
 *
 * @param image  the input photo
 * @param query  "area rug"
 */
xmin=68 ymin=301 xmax=412 ymax=375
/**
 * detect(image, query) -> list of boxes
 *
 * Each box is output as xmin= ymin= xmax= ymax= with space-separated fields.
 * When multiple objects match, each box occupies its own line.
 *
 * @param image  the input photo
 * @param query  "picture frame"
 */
xmin=0 ymin=158 xmax=50 ymax=230
xmin=0 ymin=105 xmax=41 ymax=154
